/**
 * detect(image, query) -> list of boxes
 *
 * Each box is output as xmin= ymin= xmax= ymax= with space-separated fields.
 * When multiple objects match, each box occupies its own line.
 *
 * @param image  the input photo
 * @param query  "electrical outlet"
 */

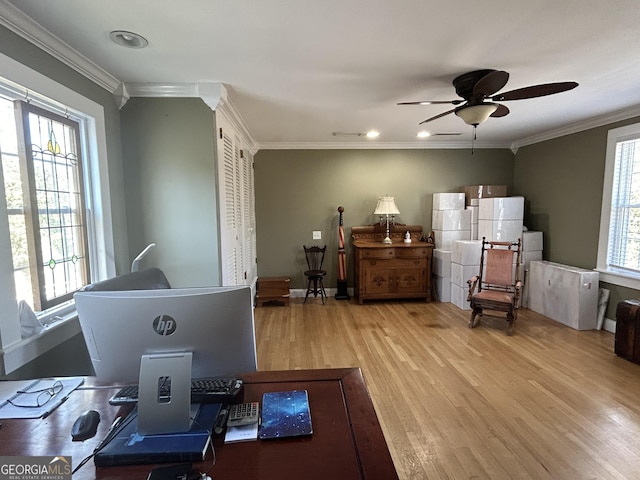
xmin=312 ymin=231 xmax=322 ymax=240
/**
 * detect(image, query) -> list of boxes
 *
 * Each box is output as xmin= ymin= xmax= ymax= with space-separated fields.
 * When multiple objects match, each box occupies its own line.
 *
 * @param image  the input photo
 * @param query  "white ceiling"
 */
xmin=2 ymin=0 xmax=640 ymax=150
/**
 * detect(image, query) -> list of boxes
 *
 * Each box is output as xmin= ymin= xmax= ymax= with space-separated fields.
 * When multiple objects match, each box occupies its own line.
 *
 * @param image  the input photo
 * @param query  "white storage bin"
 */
xmin=434 ymin=275 xmax=451 ymax=302
xmin=522 ymin=231 xmax=543 ymax=251
xmin=432 ymin=209 xmax=471 ymax=231
xmin=451 ymin=263 xmax=479 ymax=288
xmin=528 ymin=261 xmax=599 ymax=330
xmin=433 ymin=249 xmax=452 ymax=278
xmin=478 ymin=196 xmax=524 ymax=220
xmin=451 ymin=283 xmax=471 ymax=310
xmin=451 ymin=240 xmax=482 ymax=265
xmin=433 ymin=193 xmax=465 ymax=211
xmin=434 ymin=230 xmax=471 ymax=249
xmin=522 ymin=250 xmax=543 ymax=269
xmin=478 ymin=219 xmax=523 ymax=243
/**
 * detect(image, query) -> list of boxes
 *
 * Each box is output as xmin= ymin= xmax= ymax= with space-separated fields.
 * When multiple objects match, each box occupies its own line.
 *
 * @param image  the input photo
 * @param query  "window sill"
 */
xmin=595 ymin=268 xmax=640 ymax=291
xmin=0 ymin=313 xmax=82 ymax=375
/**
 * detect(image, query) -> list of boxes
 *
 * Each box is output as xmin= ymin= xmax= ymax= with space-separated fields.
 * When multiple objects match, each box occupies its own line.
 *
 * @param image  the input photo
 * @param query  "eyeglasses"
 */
xmin=8 ymin=381 xmax=63 ymax=408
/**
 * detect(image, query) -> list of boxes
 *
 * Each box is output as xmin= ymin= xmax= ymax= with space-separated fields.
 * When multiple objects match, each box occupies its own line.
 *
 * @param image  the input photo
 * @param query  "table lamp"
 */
xmin=373 ymin=196 xmax=400 ymax=244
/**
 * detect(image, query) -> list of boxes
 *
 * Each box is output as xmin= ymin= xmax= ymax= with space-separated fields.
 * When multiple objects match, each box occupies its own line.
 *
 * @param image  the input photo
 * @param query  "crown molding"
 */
xmin=0 ymin=0 xmax=121 ymax=93
xmin=257 ymin=140 xmax=511 ymax=150
xmin=511 ymin=104 xmax=640 ymax=150
xmin=124 ymin=82 xmax=258 ymax=154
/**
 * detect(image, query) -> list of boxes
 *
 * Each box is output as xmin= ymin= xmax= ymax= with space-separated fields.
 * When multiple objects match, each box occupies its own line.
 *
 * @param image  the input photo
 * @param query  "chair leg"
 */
xmin=319 ymin=279 xmax=326 ymax=304
xmin=469 ymin=308 xmax=481 ymax=328
xmin=304 ymin=279 xmax=312 ymax=303
xmin=506 ymin=308 xmax=517 ymax=335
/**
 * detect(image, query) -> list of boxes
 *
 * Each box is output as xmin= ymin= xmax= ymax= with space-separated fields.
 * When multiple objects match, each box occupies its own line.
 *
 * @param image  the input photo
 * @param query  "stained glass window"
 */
xmin=1 ymin=100 xmax=89 ymax=311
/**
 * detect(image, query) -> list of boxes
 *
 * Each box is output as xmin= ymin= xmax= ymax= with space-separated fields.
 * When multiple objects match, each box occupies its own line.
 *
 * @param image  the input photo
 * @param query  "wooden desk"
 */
xmin=0 ymin=368 xmax=398 ymax=480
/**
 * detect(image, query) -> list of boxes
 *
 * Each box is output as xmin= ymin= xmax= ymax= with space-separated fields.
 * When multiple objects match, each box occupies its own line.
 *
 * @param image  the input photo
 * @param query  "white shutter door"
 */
xmin=216 ymin=111 xmax=256 ymax=286
xmin=242 ymin=150 xmax=257 ymax=284
xmin=217 ymin=117 xmax=240 ymax=285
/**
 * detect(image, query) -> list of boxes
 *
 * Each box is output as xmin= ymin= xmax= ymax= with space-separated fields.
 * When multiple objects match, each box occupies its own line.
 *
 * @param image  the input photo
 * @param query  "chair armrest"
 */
xmin=467 ymin=276 xmax=479 ymax=301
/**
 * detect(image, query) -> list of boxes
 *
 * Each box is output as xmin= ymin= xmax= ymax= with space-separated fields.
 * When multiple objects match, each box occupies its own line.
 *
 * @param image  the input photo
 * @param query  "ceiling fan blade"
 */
xmin=491 ymin=104 xmax=510 ymax=117
xmin=419 ymin=108 xmax=457 ymax=125
xmin=491 ymin=82 xmax=578 ymax=101
xmin=473 ymin=70 xmax=509 ymax=97
xmin=397 ymin=100 xmax=463 ymax=106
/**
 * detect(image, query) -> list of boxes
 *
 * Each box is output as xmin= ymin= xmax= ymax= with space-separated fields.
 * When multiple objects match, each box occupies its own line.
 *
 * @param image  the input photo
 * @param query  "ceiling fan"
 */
xmin=398 ymin=69 xmax=578 ymax=128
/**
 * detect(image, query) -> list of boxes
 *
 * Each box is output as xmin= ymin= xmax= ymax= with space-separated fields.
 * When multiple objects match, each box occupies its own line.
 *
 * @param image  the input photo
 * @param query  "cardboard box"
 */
xmin=460 ymin=185 xmax=507 ymax=205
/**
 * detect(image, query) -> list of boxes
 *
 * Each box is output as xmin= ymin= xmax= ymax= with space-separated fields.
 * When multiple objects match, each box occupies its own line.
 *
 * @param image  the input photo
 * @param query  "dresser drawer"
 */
xmin=361 ymin=248 xmax=396 ymax=259
xmin=395 ymin=247 xmax=430 ymax=258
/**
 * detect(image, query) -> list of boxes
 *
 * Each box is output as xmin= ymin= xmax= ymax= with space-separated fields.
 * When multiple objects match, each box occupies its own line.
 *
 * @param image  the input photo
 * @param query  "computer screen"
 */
xmin=74 ymin=286 xmax=257 ymax=383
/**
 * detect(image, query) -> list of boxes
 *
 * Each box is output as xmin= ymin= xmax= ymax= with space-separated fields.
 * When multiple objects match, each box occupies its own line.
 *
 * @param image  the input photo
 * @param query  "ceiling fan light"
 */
xmin=455 ymin=103 xmax=498 ymax=126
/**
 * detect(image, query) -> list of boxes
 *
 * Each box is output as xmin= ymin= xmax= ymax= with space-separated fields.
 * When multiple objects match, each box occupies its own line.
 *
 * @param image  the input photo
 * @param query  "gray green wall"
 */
xmin=513 ymin=117 xmax=640 ymax=319
xmin=254 ymin=148 xmax=515 ymax=289
xmin=120 ymin=97 xmax=220 ymax=287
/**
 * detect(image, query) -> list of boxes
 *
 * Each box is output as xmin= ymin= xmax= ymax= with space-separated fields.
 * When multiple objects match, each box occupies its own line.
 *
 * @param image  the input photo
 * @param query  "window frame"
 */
xmin=596 ymin=121 xmax=640 ymax=289
xmin=0 ymin=51 xmax=116 ymax=365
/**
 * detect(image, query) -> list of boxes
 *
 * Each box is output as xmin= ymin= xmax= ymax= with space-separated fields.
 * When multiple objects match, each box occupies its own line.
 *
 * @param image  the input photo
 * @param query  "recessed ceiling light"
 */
xmin=109 ymin=30 xmax=149 ymax=49
xmin=366 ymin=130 xmax=380 ymax=138
xmin=417 ymin=131 xmax=431 ymax=138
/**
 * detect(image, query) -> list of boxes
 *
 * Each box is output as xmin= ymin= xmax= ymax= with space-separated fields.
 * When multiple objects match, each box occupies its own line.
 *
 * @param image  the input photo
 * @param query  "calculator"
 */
xmin=227 ymin=402 xmax=260 ymax=427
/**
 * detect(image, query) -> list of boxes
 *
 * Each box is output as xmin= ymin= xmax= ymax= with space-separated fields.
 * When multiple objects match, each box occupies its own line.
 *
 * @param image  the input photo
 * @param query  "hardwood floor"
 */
xmin=254 ymin=298 xmax=640 ymax=480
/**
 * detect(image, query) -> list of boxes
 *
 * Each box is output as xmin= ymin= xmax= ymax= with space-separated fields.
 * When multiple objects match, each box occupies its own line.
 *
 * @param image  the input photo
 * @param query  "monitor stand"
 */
xmin=137 ymin=351 xmax=192 ymax=436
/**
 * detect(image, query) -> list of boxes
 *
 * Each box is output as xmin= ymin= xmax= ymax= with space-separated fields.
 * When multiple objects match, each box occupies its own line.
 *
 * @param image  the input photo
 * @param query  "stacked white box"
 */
xmin=521 ymin=231 xmax=543 ymax=308
xmin=467 ymin=199 xmax=479 ymax=240
xmin=432 ymin=193 xmax=470 ymax=249
xmin=477 ymin=196 xmax=524 ymax=243
xmin=449 ymin=240 xmax=482 ymax=311
xmin=433 ymin=193 xmax=465 ymax=211
xmin=432 ymin=248 xmax=452 ymax=302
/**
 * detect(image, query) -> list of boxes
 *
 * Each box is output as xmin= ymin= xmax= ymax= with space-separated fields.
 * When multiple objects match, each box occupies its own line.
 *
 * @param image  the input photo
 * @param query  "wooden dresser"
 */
xmin=352 ymin=225 xmax=433 ymax=304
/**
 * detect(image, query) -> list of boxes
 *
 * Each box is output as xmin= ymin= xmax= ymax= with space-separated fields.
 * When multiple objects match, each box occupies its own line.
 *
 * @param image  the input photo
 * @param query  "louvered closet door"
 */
xmin=217 ymin=112 xmax=256 ymax=286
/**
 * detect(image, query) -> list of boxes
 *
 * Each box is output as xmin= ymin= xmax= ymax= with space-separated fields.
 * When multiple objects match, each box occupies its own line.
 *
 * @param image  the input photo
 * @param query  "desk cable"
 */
xmin=71 ymin=412 xmax=134 ymax=474
xmin=71 ymin=411 xmax=217 ymax=478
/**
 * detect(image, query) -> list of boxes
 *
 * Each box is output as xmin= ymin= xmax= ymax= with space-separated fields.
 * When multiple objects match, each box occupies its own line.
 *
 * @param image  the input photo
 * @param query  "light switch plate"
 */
xmin=312 ymin=231 xmax=322 ymax=240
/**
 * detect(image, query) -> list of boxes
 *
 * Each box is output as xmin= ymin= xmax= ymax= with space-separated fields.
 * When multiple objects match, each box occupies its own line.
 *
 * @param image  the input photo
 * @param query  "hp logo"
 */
xmin=153 ymin=314 xmax=177 ymax=336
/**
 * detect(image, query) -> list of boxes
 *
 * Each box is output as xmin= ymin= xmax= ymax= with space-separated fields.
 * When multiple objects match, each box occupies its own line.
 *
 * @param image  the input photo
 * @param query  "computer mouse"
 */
xmin=71 ymin=409 xmax=100 ymax=441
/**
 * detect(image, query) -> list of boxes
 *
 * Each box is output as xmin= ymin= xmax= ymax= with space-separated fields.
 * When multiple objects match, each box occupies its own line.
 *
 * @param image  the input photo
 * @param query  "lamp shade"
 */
xmin=373 ymin=196 xmax=400 ymax=215
xmin=455 ymin=103 xmax=498 ymax=126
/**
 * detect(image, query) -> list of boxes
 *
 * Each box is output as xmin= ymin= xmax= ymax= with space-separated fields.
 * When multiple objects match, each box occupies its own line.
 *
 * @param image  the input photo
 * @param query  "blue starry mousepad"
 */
xmin=259 ymin=390 xmax=313 ymax=439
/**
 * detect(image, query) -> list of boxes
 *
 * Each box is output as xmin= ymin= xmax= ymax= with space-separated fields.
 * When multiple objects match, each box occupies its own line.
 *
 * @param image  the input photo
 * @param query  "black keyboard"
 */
xmin=109 ymin=377 xmax=243 ymax=405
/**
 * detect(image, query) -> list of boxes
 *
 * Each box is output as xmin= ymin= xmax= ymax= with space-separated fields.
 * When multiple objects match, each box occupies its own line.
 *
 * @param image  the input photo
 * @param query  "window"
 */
xmin=2 ymin=100 xmax=90 ymax=311
xmin=597 ymin=121 xmax=640 ymax=288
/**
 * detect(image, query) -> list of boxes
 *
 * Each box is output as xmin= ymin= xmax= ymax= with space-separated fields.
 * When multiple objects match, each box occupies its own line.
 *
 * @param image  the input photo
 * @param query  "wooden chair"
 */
xmin=303 ymin=245 xmax=327 ymax=304
xmin=467 ymin=237 xmax=522 ymax=335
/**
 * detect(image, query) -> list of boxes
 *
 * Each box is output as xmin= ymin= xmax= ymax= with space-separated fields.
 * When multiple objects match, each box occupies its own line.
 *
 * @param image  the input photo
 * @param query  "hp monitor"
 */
xmin=74 ymin=286 xmax=257 ymax=384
